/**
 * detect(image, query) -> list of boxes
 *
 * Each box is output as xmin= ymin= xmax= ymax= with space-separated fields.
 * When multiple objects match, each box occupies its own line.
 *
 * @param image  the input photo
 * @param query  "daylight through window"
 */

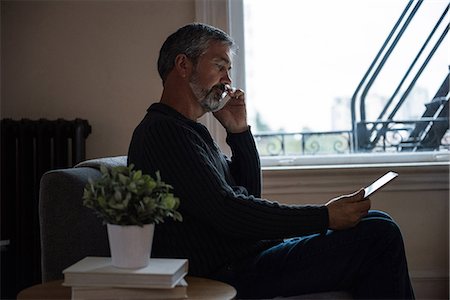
xmin=242 ymin=0 xmax=449 ymax=159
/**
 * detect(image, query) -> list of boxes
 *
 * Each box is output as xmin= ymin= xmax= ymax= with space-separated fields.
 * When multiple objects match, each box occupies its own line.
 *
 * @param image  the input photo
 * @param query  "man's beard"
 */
xmin=189 ymin=72 xmax=228 ymax=112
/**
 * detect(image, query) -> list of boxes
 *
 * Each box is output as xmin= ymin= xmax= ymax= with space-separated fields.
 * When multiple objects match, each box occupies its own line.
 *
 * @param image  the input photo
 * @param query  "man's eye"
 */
xmin=215 ymin=64 xmax=226 ymax=71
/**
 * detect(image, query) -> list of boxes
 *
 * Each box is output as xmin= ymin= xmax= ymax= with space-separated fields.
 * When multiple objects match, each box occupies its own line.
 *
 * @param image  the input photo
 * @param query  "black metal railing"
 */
xmin=254 ymin=128 xmax=450 ymax=156
xmin=254 ymin=131 xmax=353 ymax=156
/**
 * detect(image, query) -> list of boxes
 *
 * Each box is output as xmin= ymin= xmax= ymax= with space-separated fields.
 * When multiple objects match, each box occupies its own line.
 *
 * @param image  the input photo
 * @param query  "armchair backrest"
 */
xmin=39 ymin=156 xmax=127 ymax=282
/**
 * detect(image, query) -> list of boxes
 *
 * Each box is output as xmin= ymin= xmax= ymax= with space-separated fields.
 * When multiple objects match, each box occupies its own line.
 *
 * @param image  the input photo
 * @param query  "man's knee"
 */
xmin=360 ymin=211 xmax=405 ymax=246
xmin=365 ymin=209 xmax=394 ymax=221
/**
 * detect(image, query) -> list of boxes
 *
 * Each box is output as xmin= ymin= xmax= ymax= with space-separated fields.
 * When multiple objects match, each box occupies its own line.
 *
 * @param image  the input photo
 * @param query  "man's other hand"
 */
xmin=326 ymin=189 xmax=371 ymax=230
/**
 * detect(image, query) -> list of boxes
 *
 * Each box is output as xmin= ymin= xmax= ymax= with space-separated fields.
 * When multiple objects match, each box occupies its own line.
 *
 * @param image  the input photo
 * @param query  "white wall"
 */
xmin=1 ymin=0 xmax=195 ymax=159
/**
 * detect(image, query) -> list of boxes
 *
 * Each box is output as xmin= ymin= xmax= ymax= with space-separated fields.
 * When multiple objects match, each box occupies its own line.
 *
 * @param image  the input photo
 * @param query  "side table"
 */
xmin=17 ymin=276 xmax=236 ymax=300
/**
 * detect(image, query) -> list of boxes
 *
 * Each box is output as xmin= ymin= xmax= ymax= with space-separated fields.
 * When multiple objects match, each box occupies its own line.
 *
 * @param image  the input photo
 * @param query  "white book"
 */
xmin=63 ymin=257 xmax=188 ymax=289
xmin=71 ymin=279 xmax=188 ymax=300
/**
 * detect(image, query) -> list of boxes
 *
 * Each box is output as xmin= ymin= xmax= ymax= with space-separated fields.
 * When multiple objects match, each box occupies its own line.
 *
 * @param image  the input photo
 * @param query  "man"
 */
xmin=128 ymin=23 xmax=414 ymax=299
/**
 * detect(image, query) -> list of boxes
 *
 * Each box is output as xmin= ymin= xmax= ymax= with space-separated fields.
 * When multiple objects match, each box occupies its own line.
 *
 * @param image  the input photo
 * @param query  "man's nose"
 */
xmin=221 ymin=70 xmax=232 ymax=85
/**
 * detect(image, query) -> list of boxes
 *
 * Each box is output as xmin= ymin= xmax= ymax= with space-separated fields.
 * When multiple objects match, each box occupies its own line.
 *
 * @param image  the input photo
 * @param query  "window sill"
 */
xmin=261 ymin=151 xmax=450 ymax=170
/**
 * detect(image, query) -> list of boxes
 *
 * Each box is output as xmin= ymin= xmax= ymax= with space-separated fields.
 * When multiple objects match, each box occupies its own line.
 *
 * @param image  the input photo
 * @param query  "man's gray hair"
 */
xmin=157 ymin=23 xmax=235 ymax=84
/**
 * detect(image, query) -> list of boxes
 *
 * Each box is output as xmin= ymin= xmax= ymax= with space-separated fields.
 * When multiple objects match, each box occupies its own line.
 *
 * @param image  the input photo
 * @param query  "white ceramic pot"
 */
xmin=107 ymin=223 xmax=154 ymax=269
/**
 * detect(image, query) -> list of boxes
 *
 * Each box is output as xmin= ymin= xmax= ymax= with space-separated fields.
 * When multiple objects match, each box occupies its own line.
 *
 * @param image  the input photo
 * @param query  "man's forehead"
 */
xmin=212 ymin=56 xmax=232 ymax=65
xmin=203 ymin=41 xmax=233 ymax=61
xmin=207 ymin=53 xmax=233 ymax=69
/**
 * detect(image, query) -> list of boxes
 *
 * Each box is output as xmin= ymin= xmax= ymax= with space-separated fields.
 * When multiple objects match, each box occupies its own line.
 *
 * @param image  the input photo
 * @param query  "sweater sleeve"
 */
xmin=131 ymin=120 xmax=329 ymax=240
xmin=226 ymin=127 xmax=262 ymax=197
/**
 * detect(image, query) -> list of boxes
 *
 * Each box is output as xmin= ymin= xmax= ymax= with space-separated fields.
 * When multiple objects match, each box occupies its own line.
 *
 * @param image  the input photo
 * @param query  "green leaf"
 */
xmin=118 ymin=173 xmax=128 ymax=185
xmin=114 ymin=190 xmax=122 ymax=201
xmin=133 ymin=170 xmax=142 ymax=181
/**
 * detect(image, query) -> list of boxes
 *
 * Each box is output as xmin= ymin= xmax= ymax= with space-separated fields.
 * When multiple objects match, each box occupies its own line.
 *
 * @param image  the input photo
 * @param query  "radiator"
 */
xmin=0 ymin=118 xmax=91 ymax=298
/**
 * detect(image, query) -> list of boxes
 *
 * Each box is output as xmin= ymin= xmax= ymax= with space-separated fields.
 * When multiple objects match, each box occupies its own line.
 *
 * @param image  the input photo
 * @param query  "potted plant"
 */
xmin=82 ymin=164 xmax=182 ymax=269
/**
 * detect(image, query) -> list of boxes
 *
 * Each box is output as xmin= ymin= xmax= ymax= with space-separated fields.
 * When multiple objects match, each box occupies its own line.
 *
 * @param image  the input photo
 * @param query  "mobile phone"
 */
xmin=215 ymin=85 xmax=236 ymax=111
xmin=364 ymin=171 xmax=399 ymax=198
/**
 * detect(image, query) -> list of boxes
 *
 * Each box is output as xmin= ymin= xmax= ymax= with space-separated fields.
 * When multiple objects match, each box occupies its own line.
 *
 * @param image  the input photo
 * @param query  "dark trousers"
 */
xmin=211 ymin=210 xmax=415 ymax=299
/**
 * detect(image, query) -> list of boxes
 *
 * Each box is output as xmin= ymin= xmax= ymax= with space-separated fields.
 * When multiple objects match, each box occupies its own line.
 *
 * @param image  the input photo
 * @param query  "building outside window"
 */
xmin=234 ymin=0 xmax=450 ymax=166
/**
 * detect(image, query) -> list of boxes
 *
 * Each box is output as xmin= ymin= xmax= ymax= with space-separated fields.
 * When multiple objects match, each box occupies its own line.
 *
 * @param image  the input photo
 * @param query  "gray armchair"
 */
xmin=39 ymin=156 xmax=127 ymax=282
xmin=39 ymin=155 xmax=351 ymax=299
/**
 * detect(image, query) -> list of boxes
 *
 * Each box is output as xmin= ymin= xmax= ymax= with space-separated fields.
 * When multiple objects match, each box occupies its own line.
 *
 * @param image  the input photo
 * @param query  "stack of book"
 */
xmin=62 ymin=256 xmax=189 ymax=300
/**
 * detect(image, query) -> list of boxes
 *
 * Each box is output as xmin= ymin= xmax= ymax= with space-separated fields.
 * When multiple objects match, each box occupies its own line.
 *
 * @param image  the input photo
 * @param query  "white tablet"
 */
xmin=364 ymin=171 xmax=399 ymax=198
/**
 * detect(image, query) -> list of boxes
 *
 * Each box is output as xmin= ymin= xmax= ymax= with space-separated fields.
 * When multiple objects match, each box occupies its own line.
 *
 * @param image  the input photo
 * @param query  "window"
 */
xmin=199 ymin=0 xmax=450 ymax=166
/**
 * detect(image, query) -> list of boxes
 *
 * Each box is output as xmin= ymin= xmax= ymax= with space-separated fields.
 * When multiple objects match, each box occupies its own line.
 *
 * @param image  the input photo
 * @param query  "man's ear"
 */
xmin=174 ymin=54 xmax=192 ymax=79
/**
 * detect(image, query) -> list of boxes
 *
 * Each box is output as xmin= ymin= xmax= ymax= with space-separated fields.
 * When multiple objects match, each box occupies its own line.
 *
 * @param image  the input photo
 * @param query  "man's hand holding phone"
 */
xmin=326 ymin=171 xmax=398 ymax=230
xmin=213 ymin=86 xmax=248 ymax=133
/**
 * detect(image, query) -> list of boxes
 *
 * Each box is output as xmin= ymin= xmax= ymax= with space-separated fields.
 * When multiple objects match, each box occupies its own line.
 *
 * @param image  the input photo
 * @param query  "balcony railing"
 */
xmin=253 ymin=126 xmax=450 ymax=156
